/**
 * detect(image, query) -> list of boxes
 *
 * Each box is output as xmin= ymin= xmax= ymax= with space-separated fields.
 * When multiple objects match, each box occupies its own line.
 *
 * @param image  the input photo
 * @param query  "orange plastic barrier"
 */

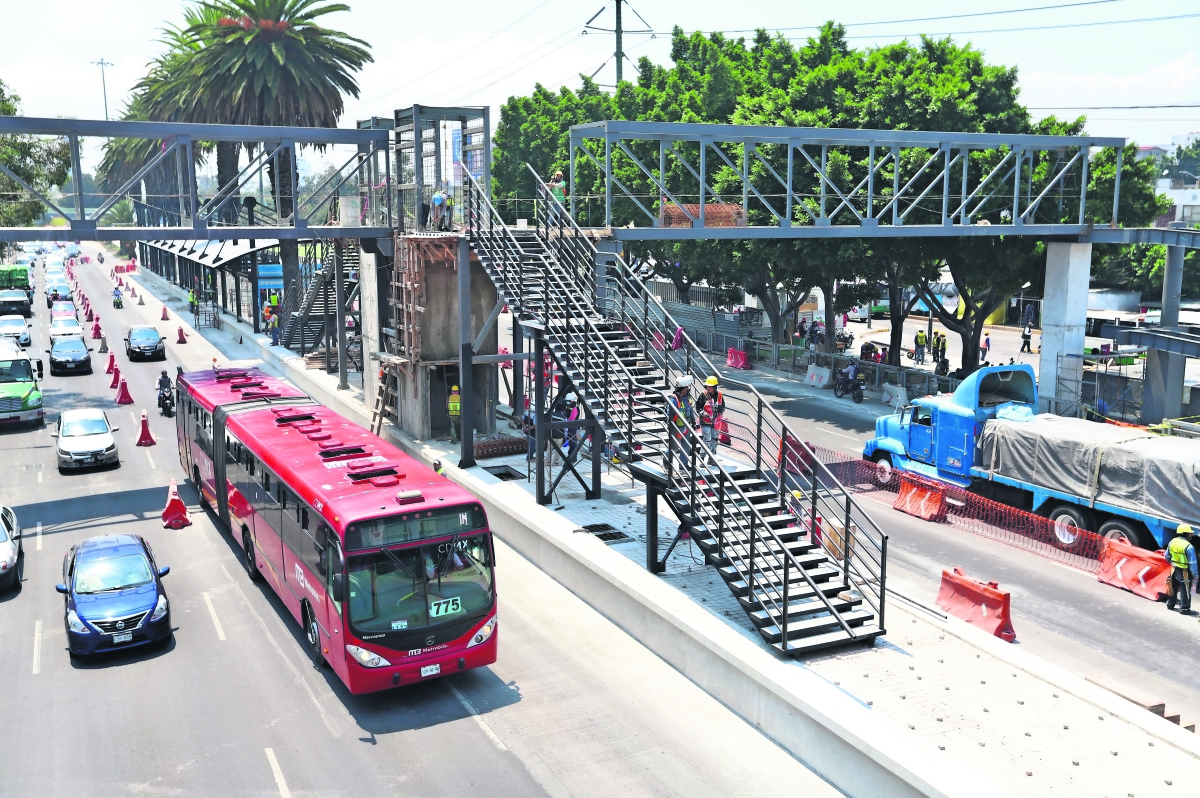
xmin=162 ymin=480 xmax=192 ymax=529
xmin=893 ymin=472 xmax=948 ymax=522
xmin=726 ymin=348 xmax=749 ymax=369
xmin=936 ymin=567 xmax=1017 ymax=642
xmin=104 ymin=352 xmax=115 ymax=375
xmin=136 ymin=410 xmax=156 ymax=447
xmin=1096 ymin=538 xmax=1169 ymax=601
xmin=90 ymin=321 xmax=102 ymax=339
xmin=114 ymin=378 xmax=134 ymax=405
xmin=108 ymin=365 xmax=121 ymax=390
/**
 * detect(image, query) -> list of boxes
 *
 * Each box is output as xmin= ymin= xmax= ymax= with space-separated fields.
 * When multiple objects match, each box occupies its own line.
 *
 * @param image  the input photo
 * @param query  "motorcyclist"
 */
xmin=157 ymin=370 xmax=173 ymax=412
xmin=836 ymin=359 xmax=859 ymax=393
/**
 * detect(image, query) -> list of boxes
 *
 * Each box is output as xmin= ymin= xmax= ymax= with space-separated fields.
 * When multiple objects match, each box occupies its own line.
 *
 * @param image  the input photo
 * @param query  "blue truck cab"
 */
xmin=863 ymin=365 xmax=1037 ymax=487
xmin=863 ymin=364 xmax=1187 ymax=549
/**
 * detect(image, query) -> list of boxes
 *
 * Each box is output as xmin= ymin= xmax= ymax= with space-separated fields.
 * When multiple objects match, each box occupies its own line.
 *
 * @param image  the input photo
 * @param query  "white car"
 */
xmin=49 ymin=318 xmax=85 ymax=340
xmin=0 ymin=505 xmax=22 ymax=592
xmin=0 ymin=315 xmax=31 ymax=347
xmin=53 ymin=409 xmax=120 ymax=470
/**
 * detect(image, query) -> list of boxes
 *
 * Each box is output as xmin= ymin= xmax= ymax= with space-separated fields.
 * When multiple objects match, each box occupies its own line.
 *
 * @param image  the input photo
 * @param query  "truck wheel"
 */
xmin=1048 ymin=504 xmax=1095 ymax=546
xmin=870 ymin=451 xmax=894 ymax=486
xmin=1098 ymin=518 xmax=1150 ymax=549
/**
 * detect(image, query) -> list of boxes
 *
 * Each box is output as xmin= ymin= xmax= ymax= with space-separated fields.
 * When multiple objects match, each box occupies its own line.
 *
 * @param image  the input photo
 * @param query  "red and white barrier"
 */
xmin=161 ymin=480 xmax=191 ymax=529
xmin=936 ymin=567 xmax=1017 ymax=642
xmin=136 ymin=410 xmax=155 ymax=447
xmin=893 ymin=471 xmax=949 ymax=522
xmin=114 ymin=378 xmax=134 ymax=405
xmin=1096 ymin=538 xmax=1169 ymax=601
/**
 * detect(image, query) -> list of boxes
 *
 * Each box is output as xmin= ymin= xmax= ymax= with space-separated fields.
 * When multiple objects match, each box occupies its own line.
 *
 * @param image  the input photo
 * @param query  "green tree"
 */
xmin=0 ymin=79 xmax=70 ymax=256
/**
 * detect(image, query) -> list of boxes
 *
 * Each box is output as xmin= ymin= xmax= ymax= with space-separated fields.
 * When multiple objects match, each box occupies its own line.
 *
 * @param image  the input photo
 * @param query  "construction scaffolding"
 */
xmin=394 ymin=105 xmax=490 ymax=234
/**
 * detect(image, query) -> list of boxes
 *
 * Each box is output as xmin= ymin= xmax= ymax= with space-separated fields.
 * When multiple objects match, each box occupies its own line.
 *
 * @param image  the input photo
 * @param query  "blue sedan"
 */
xmin=56 ymin=534 xmax=172 ymax=656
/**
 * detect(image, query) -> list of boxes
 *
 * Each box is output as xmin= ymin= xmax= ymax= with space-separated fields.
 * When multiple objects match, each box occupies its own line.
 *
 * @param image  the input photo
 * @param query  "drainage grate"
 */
xmin=579 ymin=523 xmax=632 ymax=544
xmin=483 ymin=465 xmax=526 ymax=481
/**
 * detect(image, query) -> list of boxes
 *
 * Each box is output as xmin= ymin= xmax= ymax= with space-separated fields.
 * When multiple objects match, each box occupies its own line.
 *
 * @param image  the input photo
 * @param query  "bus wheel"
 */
xmin=304 ymin=605 xmax=326 ymax=668
xmin=1099 ymin=518 xmax=1149 ymax=549
xmin=192 ymin=465 xmax=209 ymax=510
xmin=242 ymin=530 xmax=262 ymax=583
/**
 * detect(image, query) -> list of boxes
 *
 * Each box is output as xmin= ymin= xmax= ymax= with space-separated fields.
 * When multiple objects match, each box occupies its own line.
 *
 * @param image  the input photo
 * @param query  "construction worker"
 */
xmin=188 ymin=288 xmax=196 ymax=314
xmin=1166 ymin=525 xmax=1197 ymax=613
xmin=433 ymin=459 xmax=446 ymax=476
xmin=699 ymin=376 xmax=725 ymax=452
xmin=667 ymin=375 xmax=698 ymax=473
xmin=268 ymin=312 xmax=280 ymax=347
xmin=914 ymin=328 xmax=928 ymax=365
xmin=547 ymin=170 xmax=567 ymax=204
xmin=447 ymin=385 xmax=462 ymax=444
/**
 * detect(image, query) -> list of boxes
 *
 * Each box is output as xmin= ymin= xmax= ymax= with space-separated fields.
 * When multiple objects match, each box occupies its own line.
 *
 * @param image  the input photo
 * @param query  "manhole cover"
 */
xmin=577 ymin=523 xmax=632 ymax=544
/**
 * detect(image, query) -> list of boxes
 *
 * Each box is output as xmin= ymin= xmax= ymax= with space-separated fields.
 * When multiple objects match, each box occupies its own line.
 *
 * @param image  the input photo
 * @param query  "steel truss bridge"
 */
xmin=0 ymin=116 xmax=392 ymax=242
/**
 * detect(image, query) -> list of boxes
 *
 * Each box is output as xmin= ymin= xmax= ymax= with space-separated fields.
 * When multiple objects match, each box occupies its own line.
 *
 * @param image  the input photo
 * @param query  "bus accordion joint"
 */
xmin=395 ymin=490 xmax=424 ymax=505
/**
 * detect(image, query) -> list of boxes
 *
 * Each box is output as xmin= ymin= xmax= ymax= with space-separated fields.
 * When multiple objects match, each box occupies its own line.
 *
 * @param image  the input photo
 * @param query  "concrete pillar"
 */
xmin=1038 ymin=242 xmax=1091 ymax=414
xmin=1142 ymin=244 xmax=1186 ymax=423
xmin=457 ymin=236 xmax=476 ymax=468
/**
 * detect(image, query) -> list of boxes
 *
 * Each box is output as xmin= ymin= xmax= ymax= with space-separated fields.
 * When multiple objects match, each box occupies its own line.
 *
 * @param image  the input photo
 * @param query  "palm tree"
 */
xmin=176 ymin=0 xmax=373 ymax=292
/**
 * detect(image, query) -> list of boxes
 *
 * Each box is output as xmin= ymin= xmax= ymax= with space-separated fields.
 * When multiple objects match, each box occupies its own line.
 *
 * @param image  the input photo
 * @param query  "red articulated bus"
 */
xmin=175 ymin=365 xmax=497 ymax=694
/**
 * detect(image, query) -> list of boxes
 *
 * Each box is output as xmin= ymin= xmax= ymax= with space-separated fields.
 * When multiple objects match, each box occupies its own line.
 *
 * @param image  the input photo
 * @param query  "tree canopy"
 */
xmin=493 ymin=22 xmax=1165 ymax=367
xmin=0 ymin=79 xmax=70 ymax=255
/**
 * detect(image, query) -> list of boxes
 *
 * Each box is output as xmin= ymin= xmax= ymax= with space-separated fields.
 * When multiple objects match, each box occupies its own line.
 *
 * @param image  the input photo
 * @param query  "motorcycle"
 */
xmin=112 ymin=295 xmax=123 ymax=309
xmin=158 ymin=386 xmax=175 ymax=417
xmin=97 ymin=252 xmax=105 ymax=265
xmin=833 ymin=372 xmax=866 ymax=404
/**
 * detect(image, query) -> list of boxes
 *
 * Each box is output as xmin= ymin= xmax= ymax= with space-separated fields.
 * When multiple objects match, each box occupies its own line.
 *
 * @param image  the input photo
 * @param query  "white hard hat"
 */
xmin=674 ymin=375 xmax=694 ymax=389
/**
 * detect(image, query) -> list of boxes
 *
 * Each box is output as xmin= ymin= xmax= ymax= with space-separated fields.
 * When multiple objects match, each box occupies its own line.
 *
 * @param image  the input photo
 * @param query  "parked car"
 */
xmin=52 ymin=408 xmax=119 ymax=470
xmin=49 ymin=318 xmax=85 ymax=340
xmin=50 ymin=301 xmax=77 ymax=322
xmin=0 ymin=315 xmax=31 ymax=348
xmin=0 ymin=289 xmax=32 ymax=318
xmin=0 ymin=505 xmax=22 ymax=592
xmin=55 ymin=534 xmax=171 ymax=656
xmin=46 ymin=336 xmax=93 ymax=375
xmin=125 ymin=326 xmax=166 ymax=361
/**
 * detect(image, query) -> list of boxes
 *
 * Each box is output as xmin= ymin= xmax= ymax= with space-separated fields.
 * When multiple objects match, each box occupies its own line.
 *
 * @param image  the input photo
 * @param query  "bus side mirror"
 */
xmin=331 ymin=573 xmax=345 ymax=603
xmin=35 ymin=360 xmax=43 ymax=379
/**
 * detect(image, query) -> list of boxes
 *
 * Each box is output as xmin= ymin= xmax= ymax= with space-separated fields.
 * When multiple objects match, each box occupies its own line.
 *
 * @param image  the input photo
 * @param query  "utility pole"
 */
xmin=614 ymin=0 xmax=624 ymax=84
xmin=92 ymin=59 xmax=113 ymax=120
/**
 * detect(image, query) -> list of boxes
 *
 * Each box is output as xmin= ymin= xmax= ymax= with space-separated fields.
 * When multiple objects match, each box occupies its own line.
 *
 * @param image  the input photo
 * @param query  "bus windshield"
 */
xmin=345 ymin=533 xmax=493 ymax=635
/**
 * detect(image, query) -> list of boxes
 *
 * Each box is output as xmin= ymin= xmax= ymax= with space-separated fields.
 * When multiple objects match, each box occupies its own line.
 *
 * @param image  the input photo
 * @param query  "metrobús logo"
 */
xmin=293 ymin=564 xmax=322 ymax=603
xmin=407 ymin=644 xmax=449 ymax=657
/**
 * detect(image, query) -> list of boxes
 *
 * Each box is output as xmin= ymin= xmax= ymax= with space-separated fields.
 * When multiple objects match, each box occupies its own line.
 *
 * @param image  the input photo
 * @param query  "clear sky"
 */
xmin=3 ymin=0 xmax=1198 ymax=166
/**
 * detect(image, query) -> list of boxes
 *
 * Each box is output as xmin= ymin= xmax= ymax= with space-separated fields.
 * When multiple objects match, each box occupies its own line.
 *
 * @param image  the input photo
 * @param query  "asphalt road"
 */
xmin=0 ymin=247 xmax=838 ymax=798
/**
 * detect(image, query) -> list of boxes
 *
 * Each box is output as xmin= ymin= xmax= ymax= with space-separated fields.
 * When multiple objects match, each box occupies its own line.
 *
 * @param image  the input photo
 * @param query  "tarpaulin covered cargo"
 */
xmin=0 ymin=264 xmax=31 ymax=290
xmin=977 ymin=414 xmax=1200 ymax=523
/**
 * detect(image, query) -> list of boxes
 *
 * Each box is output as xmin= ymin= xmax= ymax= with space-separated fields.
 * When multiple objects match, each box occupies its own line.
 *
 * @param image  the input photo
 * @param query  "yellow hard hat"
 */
xmin=1179 ymin=524 xmax=1195 ymax=536
xmin=705 ymin=376 xmax=719 ymax=387
xmin=791 ymin=490 xmax=803 ymax=499
xmin=451 ymin=385 xmax=459 ymax=392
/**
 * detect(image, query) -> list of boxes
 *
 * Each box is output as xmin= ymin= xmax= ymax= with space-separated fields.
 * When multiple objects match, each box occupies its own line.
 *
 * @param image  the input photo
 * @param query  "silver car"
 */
xmin=0 ymin=505 xmax=22 ymax=592
xmin=0 ymin=315 xmax=31 ymax=348
xmin=53 ymin=409 xmax=120 ymax=471
xmin=49 ymin=318 xmax=85 ymax=340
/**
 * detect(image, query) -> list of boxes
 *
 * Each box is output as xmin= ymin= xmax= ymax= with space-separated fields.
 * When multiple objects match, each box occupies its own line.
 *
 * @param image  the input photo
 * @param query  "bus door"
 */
xmin=318 ymin=528 xmax=347 ymax=678
xmin=177 ymin=391 xmax=193 ymax=477
xmin=250 ymin=466 xmax=284 ymax=581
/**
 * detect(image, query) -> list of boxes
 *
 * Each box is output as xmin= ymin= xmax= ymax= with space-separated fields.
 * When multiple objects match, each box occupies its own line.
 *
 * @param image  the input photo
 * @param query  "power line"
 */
xmin=647 ymin=0 xmax=1127 ymax=35
xmin=1029 ymin=104 xmax=1200 ymax=110
xmin=832 ymin=12 xmax=1200 ymax=40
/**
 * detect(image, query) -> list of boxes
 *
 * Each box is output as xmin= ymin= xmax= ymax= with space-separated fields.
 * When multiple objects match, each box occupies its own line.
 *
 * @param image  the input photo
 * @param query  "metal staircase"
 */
xmin=462 ymin=166 xmax=889 ymax=657
xmin=280 ymin=244 xmax=360 ymax=356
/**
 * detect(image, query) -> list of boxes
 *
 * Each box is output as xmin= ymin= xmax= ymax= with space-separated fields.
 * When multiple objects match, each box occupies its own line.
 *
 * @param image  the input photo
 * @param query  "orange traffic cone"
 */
xmin=129 ymin=284 xmax=137 ymax=298
xmin=161 ymin=306 xmax=170 ymax=321
xmin=85 ymin=307 xmax=94 ymax=322
xmin=117 ymin=277 xmax=124 ymax=288
xmin=176 ymin=326 xmax=187 ymax=344
xmin=104 ymin=352 xmax=115 ymax=375
xmin=109 ymin=365 xmax=121 ymax=389
xmin=90 ymin=321 xmax=102 ymax=340
xmin=136 ymin=410 xmax=155 ymax=446
xmin=161 ymin=480 xmax=191 ymax=529
xmin=114 ymin=378 xmax=134 ymax=405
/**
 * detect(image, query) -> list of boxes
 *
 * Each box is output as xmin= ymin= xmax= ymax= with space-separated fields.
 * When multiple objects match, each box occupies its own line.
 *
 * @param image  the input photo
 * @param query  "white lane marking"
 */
xmin=32 ymin=620 xmax=41 ymax=675
xmin=817 ymin=427 xmax=861 ymax=441
xmin=145 ymin=450 xmax=156 ymax=469
xmin=446 ymin=680 xmax=508 ymax=751
xmin=264 ymin=748 xmax=292 ymax=798
xmin=130 ymin=411 xmax=137 ymax=424
xmin=37 ymin=471 xmax=42 ymax=483
xmin=202 ymin=591 xmax=226 ymax=640
xmin=36 ymin=522 xmax=42 ymax=551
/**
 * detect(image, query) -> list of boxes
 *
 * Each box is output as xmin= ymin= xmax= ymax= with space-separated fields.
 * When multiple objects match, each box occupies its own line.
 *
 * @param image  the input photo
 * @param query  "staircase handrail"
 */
xmin=526 ymin=164 xmax=887 ymax=628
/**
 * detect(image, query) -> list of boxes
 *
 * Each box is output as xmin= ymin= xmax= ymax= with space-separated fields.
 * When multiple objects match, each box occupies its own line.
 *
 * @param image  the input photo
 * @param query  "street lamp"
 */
xmin=91 ymin=59 xmax=113 ymax=120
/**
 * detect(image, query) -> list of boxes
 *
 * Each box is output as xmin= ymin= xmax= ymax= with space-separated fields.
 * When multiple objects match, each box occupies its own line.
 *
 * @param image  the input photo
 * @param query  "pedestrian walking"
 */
xmin=1166 ymin=525 xmax=1197 ymax=614
xmin=447 ymin=385 xmax=462 ymax=444
xmin=979 ymin=331 xmax=991 ymax=362
xmin=1020 ymin=322 xmax=1033 ymax=353
xmin=269 ymin=312 xmax=280 ymax=346
xmin=914 ymin=328 xmax=928 ymax=364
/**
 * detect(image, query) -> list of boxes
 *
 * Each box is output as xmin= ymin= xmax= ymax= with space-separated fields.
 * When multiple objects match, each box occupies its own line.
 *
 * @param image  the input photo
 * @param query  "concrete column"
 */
xmin=1143 ymin=244 xmax=1186 ymax=423
xmin=1038 ymin=242 xmax=1091 ymax=413
xmin=457 ymin=236 xmax=475 ymax=468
